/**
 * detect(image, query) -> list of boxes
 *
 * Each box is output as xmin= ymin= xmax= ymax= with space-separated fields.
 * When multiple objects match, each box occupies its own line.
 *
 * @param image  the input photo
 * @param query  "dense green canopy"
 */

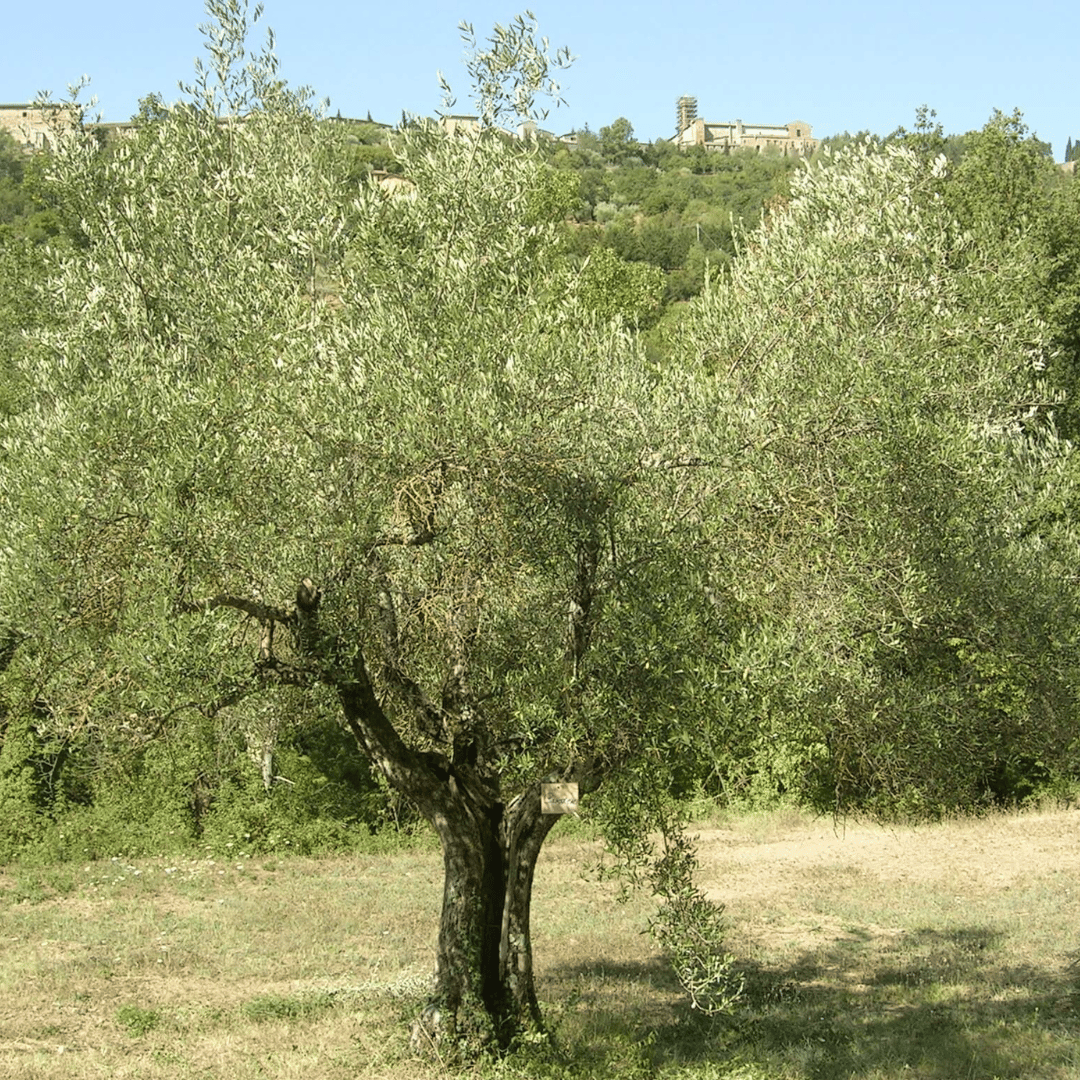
xmin=2 ymin=0 xmax=1080 ymax=1047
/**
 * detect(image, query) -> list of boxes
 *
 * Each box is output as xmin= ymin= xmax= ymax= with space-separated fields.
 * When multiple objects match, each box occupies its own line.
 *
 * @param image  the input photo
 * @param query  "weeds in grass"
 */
xmin=115 ymin=1004 xmax=163 ymax=1037
xmin=5 ymin=865 xmax=80 ymax=904
xmin=242 ymin=990 xmax=341 ymax=1023
xmin=1 ymin=807 xmax=1078 ymax=1079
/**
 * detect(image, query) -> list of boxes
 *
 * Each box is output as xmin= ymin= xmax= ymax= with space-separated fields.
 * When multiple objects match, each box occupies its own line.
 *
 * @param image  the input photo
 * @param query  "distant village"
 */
xmin=0 ymin=94 xmax=819 ymax=157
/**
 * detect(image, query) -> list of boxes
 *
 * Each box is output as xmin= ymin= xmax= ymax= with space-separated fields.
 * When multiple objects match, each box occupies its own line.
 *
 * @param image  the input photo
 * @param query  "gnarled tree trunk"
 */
xmin=335 ymin=664 xmax=577 ymax=1053
xmin=413 ymin=784 xmax=558 ymax=1052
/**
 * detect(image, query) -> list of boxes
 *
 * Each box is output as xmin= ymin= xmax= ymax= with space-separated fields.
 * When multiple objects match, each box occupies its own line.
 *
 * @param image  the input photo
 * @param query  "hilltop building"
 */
xmin=438 ymin=114 xmax=576 ymax=144
xmin=439 ymin=114 xmax=482 ymax=138
xmin=0 ymin=102 xmax=77 ymax=149
xmin=0 ymin=102 xmax=141 ymax=148
xmin=675 ymin=95 xmax=698 ymax=135
xmin=672 ymin=97 xmax=817 ymax=156
xmin=3 ymin=97 xmax=575 ymax=154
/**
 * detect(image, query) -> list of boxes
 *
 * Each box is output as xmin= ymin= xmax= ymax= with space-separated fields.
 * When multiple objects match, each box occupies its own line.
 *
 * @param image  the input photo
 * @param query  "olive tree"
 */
xmin=6 ymin=3 xmax=1080 ymax=1053
xmin=673 ymin=141 xmax=1080 ymax=811
xmin=0 ymin=1 xmax=733 ymax=1050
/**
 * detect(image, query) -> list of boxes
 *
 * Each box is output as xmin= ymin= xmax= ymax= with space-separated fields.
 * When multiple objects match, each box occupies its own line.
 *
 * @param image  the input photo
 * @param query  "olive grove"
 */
xmin=2 ymin=0 xmax=1080 ymax=1055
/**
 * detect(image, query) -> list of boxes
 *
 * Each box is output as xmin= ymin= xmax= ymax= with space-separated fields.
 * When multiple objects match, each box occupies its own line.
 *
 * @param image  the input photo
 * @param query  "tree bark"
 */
xmin=412 ymin=782 xmax=558 ymax=1052
xmin=335 ymin=668 xmax=566 ymax=1053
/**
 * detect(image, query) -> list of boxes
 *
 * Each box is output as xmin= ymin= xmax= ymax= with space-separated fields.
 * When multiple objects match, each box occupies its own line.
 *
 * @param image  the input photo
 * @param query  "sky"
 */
xmin=4 ymin=0 xmax=1077 ymax=158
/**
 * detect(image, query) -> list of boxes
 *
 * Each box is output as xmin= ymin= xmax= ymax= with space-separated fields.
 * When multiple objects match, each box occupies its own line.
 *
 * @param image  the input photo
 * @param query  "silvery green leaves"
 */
xmin=442 ymin=11 xmax=573 ymax=130
xmin=648 ymin=832 xmax=744 ymax=1014
xmin=0 ymin=0 xmax=688 ymax=804
xmin=672 ymin=140 xmax=1080 ymax=813
xmin=182 ymin=0 xmax=319 ymax=118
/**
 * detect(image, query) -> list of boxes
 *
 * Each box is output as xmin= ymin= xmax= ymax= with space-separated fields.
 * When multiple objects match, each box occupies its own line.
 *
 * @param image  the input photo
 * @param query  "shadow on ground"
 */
xmin=541 ymin=925 xmax=1080 ymax=1079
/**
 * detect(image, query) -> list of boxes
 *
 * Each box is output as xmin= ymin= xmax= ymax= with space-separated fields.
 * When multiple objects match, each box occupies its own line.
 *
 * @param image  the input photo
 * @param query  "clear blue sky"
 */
xmin=4 ymin=0 xmax=1076 ymax=158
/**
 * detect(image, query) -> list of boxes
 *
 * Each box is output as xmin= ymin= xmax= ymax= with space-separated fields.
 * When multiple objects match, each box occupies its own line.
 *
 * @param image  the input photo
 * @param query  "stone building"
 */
xmin=672 ymin=99 xmax=818 ymax=156
xmin=0 ymin=102 xmax=77 ymax=150
xmin=439 ymin=114 xmax=482 ymax=137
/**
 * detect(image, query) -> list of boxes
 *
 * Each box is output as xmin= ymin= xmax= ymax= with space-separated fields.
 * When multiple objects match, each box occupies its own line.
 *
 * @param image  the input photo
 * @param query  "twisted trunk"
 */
xmin=336 ymin=669 xmax=575 ymax=1052
xmin=414 ymin=784 xmax=558 ymax=1051
xmin=209 ymin=571 xmax=602 ymax=1051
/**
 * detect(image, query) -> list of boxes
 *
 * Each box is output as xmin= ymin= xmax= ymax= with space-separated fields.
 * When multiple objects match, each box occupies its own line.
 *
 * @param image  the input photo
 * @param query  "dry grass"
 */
xmin=2 ymin=807 xmax=1079 ymax=1078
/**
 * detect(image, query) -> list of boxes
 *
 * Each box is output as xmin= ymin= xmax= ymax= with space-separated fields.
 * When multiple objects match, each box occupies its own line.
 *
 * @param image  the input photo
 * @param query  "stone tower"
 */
xmin=675 ymin=95 xmax=698 ymax=136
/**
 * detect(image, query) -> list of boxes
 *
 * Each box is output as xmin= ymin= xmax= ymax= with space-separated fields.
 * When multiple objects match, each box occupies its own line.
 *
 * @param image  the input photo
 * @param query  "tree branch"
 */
xmin=0 ymin=624 xmax=24 ymax=677
xmin=176 ymin=593 xmax=293 ymax=623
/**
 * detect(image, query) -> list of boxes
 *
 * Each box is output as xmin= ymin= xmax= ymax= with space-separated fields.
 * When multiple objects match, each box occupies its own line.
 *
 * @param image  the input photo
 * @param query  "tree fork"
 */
xmin=328 ymin=598 xmax=598 ymax=1053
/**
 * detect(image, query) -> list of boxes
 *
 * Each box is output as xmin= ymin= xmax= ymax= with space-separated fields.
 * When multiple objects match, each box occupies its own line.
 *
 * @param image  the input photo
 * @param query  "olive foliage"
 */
xmin=0 ymin=0 xmax=736 ymax=1045
xmin=670 ymin=141 xmax=1080 ymax=812
xmin=2 ymin=0 xmax=1080 ymax=1048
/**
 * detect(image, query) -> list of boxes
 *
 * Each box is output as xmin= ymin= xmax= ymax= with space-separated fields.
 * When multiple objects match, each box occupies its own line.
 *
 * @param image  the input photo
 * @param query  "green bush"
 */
xmin=0 ymin=713 xmax=46 ymax=861
xmin=0 ymin=697 xmax=413 ymax=863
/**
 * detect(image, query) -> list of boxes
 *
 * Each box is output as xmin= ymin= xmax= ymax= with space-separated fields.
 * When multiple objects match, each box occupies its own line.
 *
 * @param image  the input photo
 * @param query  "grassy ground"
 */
xmin=1 ymin=806 xmax=1078 ymax=1079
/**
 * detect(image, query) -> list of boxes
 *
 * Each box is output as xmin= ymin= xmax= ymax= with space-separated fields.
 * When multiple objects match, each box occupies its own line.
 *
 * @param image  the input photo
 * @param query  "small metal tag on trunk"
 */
xmin=540 ymin=782 xmax=579 ymax=815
